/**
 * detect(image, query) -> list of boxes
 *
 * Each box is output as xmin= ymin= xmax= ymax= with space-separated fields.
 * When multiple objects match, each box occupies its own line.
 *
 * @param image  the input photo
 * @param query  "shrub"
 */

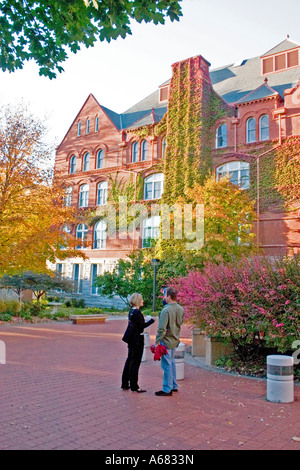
xmin=63 ymin=298 xmax=85 ymax=308
xmin=170 ymin=254 xmax=300 ymax=361
xmin=0 ymin=300 xmax=21 ymax=316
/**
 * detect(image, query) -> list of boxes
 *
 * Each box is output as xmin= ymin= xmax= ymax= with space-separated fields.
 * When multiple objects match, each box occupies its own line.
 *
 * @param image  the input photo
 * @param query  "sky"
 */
xmin=0 ymin=0 xmax=300 ymax=152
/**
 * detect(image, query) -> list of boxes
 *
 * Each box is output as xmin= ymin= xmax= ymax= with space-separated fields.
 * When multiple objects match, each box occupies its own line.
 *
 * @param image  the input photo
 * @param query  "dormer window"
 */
xmin=159 ymin=86 xmax=169 ymax=102
xmin=262 ymin=49 xmax=299 ymax=75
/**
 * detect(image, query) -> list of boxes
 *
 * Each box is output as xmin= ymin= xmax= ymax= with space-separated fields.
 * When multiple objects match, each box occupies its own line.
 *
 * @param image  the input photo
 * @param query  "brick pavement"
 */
xmin=0 ymin=319 xmax=299 ymax=451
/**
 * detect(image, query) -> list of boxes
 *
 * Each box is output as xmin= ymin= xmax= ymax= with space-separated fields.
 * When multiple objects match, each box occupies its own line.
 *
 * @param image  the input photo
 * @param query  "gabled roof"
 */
xmin=261 ymin=38 xmax=300 ymax=57
xmin=236 ymin=80 xmax=279 ymax=104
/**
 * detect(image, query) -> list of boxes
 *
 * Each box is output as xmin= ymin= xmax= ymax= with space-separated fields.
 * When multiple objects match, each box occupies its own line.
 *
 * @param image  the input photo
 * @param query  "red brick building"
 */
xmin=52 ymin=38 xmax=300 ymax=307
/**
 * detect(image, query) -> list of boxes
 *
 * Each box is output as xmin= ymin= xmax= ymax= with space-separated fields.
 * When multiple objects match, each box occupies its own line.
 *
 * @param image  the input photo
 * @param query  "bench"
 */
xmin=70 ymin=314 xmax=109 ymax=325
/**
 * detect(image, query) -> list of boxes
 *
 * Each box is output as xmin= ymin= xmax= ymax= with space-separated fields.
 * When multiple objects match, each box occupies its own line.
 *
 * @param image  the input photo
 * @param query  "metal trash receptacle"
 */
xmin=267 ymin=355 xmax=294 ymax=403
xmin=175 ymin=343 xmax=185 ymax=380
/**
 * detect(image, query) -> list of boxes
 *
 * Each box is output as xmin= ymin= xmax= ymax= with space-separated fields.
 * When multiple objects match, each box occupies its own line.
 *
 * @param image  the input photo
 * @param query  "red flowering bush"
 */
xmin=170 ymin=255 xmax=300 ymax=361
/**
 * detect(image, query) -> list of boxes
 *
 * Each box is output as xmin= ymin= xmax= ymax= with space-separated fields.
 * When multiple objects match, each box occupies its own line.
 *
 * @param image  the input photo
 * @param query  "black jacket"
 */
xmin=122 ymin=307 xmax=154 ymax=345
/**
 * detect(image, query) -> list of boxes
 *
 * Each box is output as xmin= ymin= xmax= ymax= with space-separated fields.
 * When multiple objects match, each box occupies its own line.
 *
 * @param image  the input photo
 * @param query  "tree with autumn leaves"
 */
xmin=0 ymin=103 xmax=84 ymax=275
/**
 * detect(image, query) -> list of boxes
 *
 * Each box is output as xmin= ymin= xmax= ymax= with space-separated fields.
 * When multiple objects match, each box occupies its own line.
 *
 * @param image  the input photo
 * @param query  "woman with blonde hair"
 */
xmin=121 ymin=293 xmax=154 ymax=393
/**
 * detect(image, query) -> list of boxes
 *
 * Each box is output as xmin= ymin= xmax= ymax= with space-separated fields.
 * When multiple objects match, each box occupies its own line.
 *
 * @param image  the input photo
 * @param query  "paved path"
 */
xmin=0 ymin=319 xmax=299 ymax=450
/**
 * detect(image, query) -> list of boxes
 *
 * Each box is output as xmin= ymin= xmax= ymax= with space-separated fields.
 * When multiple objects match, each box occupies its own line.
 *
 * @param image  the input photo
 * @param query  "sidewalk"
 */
xmin=0 ymin=319 xmax=299 ymax=450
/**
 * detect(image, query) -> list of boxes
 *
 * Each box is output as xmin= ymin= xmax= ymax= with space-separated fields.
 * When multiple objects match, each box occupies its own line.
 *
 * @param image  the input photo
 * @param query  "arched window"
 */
xmin=96 ymin=149 xmax=104 ymax=169
xmin=246 ymin=118 xmax=256 ymax=143
xmin=259 ymin=115 xmax=269 ymax=141
xmin=70 ymin=155 xmax=76 ymax=174
xmin=93 ymin=221 xmax=107 ymax=249
xmin=97 ymin=181 xmax=108 ymax=206
xmin=76 ymin=223 xmax=88 ymax=249
xmin=86 ymin=118 xmax=90 ymax=134
xmin=215 ymin=124 xmax=227 ymax=148
xmin=142 ymin=216 xmax=161 ymax=248
xmin=141 ymin=140 xmax=147 ymax=161
xmin=162 ymin=137 xmax=167 ymax=158
xmin=83 ymin=152 xmax=90 ymax=171
xmin=95 ymin=116 xmax=99 ymax=132
xmin=64 ymin=186 xmax=72 ymax=206
xmin=79 ymin=184 xmax=89 ymax=207
xmin=144 ymin=173 xmax=164 ymax=200
xmin=216 ymin=161 xmax=250 ymax=190
xmin=132 ymin=142 xmax=138 ymax=162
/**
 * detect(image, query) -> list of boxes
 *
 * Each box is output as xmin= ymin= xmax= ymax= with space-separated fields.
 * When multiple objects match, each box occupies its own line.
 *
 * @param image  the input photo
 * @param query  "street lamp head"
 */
xmin=151 ymin=258 xmax=160 ymax=266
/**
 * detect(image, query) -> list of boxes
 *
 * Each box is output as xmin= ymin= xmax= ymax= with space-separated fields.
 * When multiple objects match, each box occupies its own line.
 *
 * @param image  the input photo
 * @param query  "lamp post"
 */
xmin=151 ymin=258 xmax=160 ymax=312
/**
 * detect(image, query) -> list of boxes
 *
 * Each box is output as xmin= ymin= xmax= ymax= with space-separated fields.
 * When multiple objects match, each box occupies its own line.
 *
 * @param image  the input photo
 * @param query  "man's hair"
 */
xmin=166 ymin=287 xmax=177 ymax=300
xmin=129 ymin=292 xmax=143 ymax=307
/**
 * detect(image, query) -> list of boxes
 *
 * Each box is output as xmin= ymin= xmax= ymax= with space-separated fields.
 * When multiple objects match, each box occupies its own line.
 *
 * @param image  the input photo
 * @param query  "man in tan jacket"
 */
xmin=155 ymin=287 xmax=184 ymax=396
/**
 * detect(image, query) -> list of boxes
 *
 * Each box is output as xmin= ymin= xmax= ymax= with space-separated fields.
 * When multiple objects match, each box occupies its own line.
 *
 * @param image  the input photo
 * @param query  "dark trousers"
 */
xmin=121 ymin=339 xmax=144 ymax=391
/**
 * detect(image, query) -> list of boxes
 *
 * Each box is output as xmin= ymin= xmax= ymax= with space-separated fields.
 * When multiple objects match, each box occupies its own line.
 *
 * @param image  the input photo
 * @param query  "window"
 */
xmin=86 ymin=118 xmax=90 ymax=134
xmin=77 ymin=121 xmax=81 ymax=136
xmin=275 ymin=53 xmax=286 ymax=71
xmin=95 ymin=116 xmax=99 ymax=132
xmin=79 ymin=184 xmax=89 ymax=207
xmin=262 ymin=49 xmax=299 ymax=75
xmin=70 ymin=155 xmax=76 ymax=174
xmin=159 ymin=86 xmax=169 ymax=102
xmin=141 ymin=140 xmax=147 ymax=161
xmin=215 ymin=124 xmax=227 ymax=148
xmin=96 ymin=149 xmax=104 ymax=169
xmin=97 ymin=181 xmax=108 ymax=206
xmin=83 ymin=152 xmax=90 ymax=171
xmin=246 ymin=118 xmax=256 ymax=143
xmin=259 ymin=115 xmax=269 ymax=141
xmin=162 ymin=137 xmax=167 ymax=158
xmin=132 ymin=142 xmax=138 ymax=162
xmin=216 ymin=161 xmax=250 ymax=190
xmin=93 ymin=221 xmax=107 ymax=249
xmin=144 ymin=173 xmax=164 ymax=200
xmin=76 ymin=224 xmax=88 ymax=249
xmin=90 ymin=264 xmax=102 ymax=294
xmin=64 ymin=186 xmax=72 ymax=206
xmin=142 ymin=216 xmax=161 ymax=248
xmin=73 ymin=264 xmax=82 ymax=293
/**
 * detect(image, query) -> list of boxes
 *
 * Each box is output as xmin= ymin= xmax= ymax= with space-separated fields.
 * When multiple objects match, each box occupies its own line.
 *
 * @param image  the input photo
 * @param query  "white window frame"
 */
xmin=132 ymin=142 xmax=138 ymax=162
xmin=259 ymin=115 xmax=269 ymax=141
xmin=83 ymin=152 xmax=90 ymax=172
xmin=90 ymin=263 xmax=102 ymax=295
xmin=216 ymin=161 xmax=250 ymax=190
xmin=142 ymin=216 xmax=161 ymax=248
xmin=79 ymin=184 xmax=89 ymax=208
xmin=76 ymin=223 xmax=88 ymax=249
xmin=93 ymin=221 xmax=107 ymax=250
xmin=97 ymin=181 xmax=108 ymax=206
xmin=96 ymin=149 xmax=104 ymax=169
xmin=70 ymin=155 xmax=76 ymax=174
xmin=64 ymin=186 xmax=72 ymax=206
xmin=215 ymin=124 xmax=227 ymax=148
xmin=144 ymin=173 xmax=164 ymax=200
xmin=246 ymin=118 xmax=256 ymax=143
xmin=141 ymin=140 xmax=147 ymax=161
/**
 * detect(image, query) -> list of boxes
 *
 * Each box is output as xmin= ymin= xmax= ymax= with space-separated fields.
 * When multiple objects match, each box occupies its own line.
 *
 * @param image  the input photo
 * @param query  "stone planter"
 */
xmin=192 ymin=329 xmax=206 ymax=357
xmin=205 ymin=336 xmax=234 ymax=366
xmin=192 ymin=328 xmax=233 ymax=366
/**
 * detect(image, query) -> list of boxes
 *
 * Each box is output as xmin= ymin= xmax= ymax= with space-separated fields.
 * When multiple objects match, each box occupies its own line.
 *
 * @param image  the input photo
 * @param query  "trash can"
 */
xmin=141 ymin=346 xmax=146 ymax=362
xmin=175 ymin=343 xmax=185 ymax=380
xmin=267 ymin=355 xmax=294 ymax=403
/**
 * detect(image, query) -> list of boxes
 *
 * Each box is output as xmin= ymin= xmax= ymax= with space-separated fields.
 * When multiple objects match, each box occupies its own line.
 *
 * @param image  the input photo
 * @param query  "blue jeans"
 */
xmin=161 ymin=347 xmax=178 ymax=393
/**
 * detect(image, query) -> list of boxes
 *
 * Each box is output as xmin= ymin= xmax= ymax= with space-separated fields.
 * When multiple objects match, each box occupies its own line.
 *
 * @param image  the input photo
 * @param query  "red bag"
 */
xmin=150 ymin=344 xmax=168 ymax=361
